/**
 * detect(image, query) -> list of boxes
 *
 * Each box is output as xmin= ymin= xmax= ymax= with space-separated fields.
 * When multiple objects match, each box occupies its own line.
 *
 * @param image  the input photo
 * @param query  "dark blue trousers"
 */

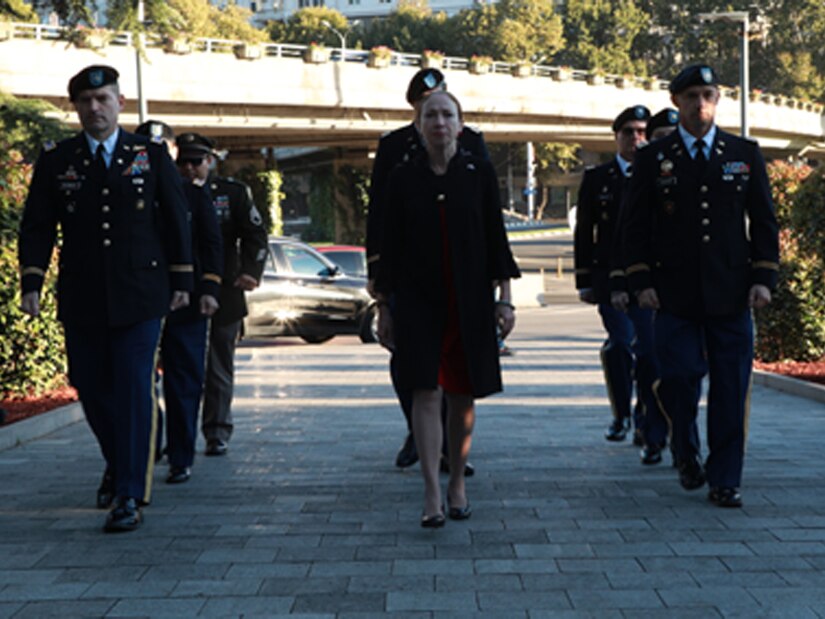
xmin=161 ymin=318 xmax=209 ymax=469
xmin=626 ymin=305 xmax=668 ymax=448
xmin=654 ymin=310 xmax=753 ymax=488
xmin=64 ymin=319 xmax=162 ymax=503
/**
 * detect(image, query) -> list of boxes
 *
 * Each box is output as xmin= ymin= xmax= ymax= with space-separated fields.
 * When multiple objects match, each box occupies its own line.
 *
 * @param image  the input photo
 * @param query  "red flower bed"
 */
xmin=0 ymin=386 xmax=78 ymax=425
xmin=753 ymin=359 xmax=825 ymax=386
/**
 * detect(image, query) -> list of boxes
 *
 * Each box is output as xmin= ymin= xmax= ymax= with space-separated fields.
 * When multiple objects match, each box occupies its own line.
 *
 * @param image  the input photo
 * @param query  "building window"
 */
xmin=250 ymin=1 xmax=257 ymax=10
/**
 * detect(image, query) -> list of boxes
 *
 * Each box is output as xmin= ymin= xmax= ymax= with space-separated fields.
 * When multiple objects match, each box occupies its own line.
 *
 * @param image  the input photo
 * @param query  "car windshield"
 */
xmin=280 ymin=244 xmax=332 ymax=277
xmin=323 ymin=251 xmax=366 ymax=277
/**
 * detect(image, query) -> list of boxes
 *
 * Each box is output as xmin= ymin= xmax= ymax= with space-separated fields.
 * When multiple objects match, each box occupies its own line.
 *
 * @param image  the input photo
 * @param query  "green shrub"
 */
xmin=754 ymin=161 xmax=825 ymax=362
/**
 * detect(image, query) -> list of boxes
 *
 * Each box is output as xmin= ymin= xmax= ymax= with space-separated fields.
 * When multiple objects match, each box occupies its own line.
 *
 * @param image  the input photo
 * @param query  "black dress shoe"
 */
xmin=103 ymin=497 xmax=142 ymax=533
xmin=605 ymin=418 xmax=630 ymax=442
xmin=632 ymin=429 xmax=645 ymax=447
xmin=439 ymin=457 xmax=475 ymax=477
xmin=166 ymin=466 xmax=191 ymax=484
xmin=395 ymin=433 xmax=418 ymax=468
xmin=708 ymin=486 xmax=743 ymax=508
xmin=677 ymin=456 xmax=706 ymax=490
xmin=96 ymin=469 xmax=114 ymax=509
xmin=421 ymin=512 xmax=446 ymax=528
xmin=640 ymin=445 xmax=663 ymax=465
xmin=205 ymin=439 xmax=228 ymax=456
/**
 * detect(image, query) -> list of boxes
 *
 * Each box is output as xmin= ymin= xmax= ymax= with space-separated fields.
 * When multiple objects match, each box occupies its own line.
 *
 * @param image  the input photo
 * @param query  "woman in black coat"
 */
xmin=374 ymin=91 xmax=520 ymax=527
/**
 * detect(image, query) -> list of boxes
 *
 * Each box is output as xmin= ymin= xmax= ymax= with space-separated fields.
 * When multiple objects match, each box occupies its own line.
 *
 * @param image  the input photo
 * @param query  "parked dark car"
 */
xmin=316 ymin=245 xmax=367 ymax=278
xmin=244 ymin=237 xmax=377 ymax=344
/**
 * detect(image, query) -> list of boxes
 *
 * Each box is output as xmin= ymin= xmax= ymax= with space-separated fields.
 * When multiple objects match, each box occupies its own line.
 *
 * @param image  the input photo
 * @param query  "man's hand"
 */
xmin=377 ymin=304 xmax=394 ymax=351
xmin=200 ymin=294 xmax=219 ymax=317
xmin=748 ymin=284 xmax=772 ymax=309
xmin=21 ymin=291 xmax=40 ymax=317
xmin=495 ymin=304 xmax=516 ymax=338
xmin=611 ymin=291 xmax=629 ymax=312
xmin=234 ymin=274 xmax=259 ymax=291
xmin=636 ymin=288 xmax=660 ymax=310
xmin=170 ymin=291 xmax=190 ymax=311
xmin=578 ymin=288 xmax=597 ymax=304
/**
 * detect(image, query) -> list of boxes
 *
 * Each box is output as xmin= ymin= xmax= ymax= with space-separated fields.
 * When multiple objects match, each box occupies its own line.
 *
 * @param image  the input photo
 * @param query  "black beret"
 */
xmin=669 ymin=64 xmax=719 ymax=94
xmin=176 ymin=132 xmax=216 ymax=155
xmin=68 ymin=65 xmax=119 ymax=101
xmin=406 ymin=68 xmax=445 ymax=106
xmin=134 ymin=120 xmax=175 ymax=141
xmin=612 ymin=105 xmax=651 ymax=133
xmin=645 ymin=108 xmax=679 ymax=140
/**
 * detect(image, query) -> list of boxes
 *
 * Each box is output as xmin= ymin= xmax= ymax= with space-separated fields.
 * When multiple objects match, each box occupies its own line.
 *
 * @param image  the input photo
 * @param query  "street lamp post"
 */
xmin=135 ymin=0 xmax=148 ymax=123
xmin=698 ymin=10 xmax=750 ymax=138
xmin=321 ymin=20 xmax=358 ymax=62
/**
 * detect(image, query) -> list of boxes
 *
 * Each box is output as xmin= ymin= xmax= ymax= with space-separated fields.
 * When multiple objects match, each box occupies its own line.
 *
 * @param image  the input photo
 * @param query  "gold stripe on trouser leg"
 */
xmin=651 ymin=378 xmax=673 ymax=446
xmin=600 ymin=342 xmax=620 ymax=420
xmin=143 ymin=317 xmax=165 ymax=505
xmin=743 ymin=371 xmax=753 ymax=454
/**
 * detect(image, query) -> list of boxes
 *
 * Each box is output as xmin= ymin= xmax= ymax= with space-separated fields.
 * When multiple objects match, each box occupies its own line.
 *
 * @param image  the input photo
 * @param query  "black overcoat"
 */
xmin=375 ymin=152 xmax=520 ymax=398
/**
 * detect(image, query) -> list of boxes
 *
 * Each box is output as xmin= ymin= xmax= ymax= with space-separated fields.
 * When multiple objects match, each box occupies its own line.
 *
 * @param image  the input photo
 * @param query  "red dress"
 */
xmin=437 ymin=203 xmax=472 ymax=395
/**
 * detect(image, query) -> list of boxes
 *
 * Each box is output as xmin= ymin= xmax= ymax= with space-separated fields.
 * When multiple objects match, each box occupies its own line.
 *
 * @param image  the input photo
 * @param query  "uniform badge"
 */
xmin=701 ymin=67 xmax=713 ymax=83
xmin=667 ymin=110 xmax=678 ymax=124
xmin=663 ymin=201 xmax=676 ymax=215
xmin=634 ymin=106 xmax=646 ymax=119
xmin=423 ymin=72 xmax=438 ymax=89
xmin=660 ymin=160 xmax=674 ymax=175
xmin=123 ymin=151 xmax=151 ymax=176
xmin=722 ymin=162 xmax=750 ymax=175
xmin=89 ymin=69 xmax=104 ymax=87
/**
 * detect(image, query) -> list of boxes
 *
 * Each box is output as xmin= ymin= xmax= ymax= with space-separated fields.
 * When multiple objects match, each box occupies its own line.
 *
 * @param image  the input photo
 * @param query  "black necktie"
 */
xmin=694 ymin=140 xmax=707 ymax=174
xmin=92 ymin=143 xmax=107 ymax=181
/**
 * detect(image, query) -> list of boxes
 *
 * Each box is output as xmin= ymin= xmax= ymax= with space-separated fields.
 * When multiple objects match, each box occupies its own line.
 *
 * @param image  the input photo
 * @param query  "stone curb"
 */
xmin=1 ymin=370 xmax=821 ymax=453
xmin=0 ymin=401 xmax=84 ymax=452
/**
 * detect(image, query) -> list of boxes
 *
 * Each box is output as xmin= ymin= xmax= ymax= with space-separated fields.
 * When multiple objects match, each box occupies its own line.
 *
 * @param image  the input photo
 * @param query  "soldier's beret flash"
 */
xmin=176 ymin=132 xmax=216 ymax=155
xmin=406 ymin=68 xmax=446 ymax=105
xmin=68 ymin=65 xmax=119 ymax=101
xmin=669 ymin=64 xmax=719 ymax=94
xmin=645 ymin=108 xmax=679 ymax=140
xmin=612 ymin=105 xmax=651 ymax=132
xmin=135 ymin=120 xmax=175 ymax=142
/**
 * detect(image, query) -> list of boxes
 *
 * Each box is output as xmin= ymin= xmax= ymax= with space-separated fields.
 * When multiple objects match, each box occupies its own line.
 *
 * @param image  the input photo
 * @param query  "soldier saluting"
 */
xmin=18 ymin=65 xmax=193 ymax=532
xmin=622 ymin=64 xmax=779 ymax=507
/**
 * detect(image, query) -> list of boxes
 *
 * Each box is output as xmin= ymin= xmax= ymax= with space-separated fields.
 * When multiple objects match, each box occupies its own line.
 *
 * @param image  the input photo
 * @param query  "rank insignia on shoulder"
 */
xmin=44 ymin=140 xmax=56 ymax=152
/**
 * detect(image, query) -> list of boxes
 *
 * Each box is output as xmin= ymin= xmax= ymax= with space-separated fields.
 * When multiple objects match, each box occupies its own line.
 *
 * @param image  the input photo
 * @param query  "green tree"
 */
xmin=493 ymin=0 xmax=564 ymax=62
xmin=560 ymin=0 xmax=649 ymax=74
xmin=0 ymin=0 xmax=37 ymax=21
xmin=267 ymin=6 xmax=350 ymax=47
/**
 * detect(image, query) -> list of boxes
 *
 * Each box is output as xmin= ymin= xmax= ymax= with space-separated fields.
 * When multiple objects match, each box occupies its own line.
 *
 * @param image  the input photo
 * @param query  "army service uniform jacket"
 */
xmin=207 ymin=176 xmax=268 ymax=326
xmin=574 ymin=159 xmax=628 ymax=304
xmin=366 ymin=122 xmax=489 ymax=280
xmin=622 ymin=128 xmax=779 ymax=319
xmin=19 ymin=130 xmax=193 ymax=327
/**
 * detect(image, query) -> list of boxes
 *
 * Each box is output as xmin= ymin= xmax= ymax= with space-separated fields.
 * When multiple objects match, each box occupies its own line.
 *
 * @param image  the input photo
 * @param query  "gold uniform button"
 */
xmin=701 ymin=202 xmax=710 ymax=209
xmin=102 ymin=222 xmax=110 ymax=230
xmin=702 ymin=218 xmax=710 ymax=226
xmin=103 ymin=239 xmax=112 ymax=247
xmin=102 ymin=205 xmax=110 ymax=213
xmin=102 ymin=188 xmax=110 ymax=196
xmin=436 ymin=194 xmax=446 ymax=202
xmin=702 ymin=235 xmax=710 ymax=243
xmin=151 ymin=260 xmax=158 ymax=267
xmin=700 ymin=185 xmax=708 ymax=193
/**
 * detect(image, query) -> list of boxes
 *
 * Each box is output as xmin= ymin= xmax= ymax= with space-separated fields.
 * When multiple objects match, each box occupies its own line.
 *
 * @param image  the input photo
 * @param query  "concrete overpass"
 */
xmin=2 ymin=22 xmax=824 ymax=159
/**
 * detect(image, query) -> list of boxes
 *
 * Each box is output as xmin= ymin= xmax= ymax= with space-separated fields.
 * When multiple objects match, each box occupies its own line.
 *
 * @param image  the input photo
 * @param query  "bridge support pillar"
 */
xmin=332 ymin=148 xmax=371 ymax=245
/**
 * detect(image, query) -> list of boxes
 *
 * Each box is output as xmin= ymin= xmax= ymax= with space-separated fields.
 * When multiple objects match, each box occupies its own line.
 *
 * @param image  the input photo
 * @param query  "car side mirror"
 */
xmin=321 ymin=265 xmax=339 ymax=277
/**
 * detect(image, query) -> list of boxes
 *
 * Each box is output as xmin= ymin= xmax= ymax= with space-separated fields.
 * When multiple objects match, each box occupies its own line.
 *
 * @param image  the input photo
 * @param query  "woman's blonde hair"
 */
xmin=416 ymin=90 xmax=464 ymax=124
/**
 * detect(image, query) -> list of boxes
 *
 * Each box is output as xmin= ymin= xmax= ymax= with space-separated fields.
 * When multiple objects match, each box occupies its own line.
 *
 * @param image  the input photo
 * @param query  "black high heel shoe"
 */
xmin=447 ymin=494 xmax=472 ymax=520
xmin=421 ymin=504 xmax=446 ymax=528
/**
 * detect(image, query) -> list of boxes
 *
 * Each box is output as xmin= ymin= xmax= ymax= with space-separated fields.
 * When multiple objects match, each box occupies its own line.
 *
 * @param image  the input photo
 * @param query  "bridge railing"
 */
xmin=3 ymin=21 xmax=823 ymax=112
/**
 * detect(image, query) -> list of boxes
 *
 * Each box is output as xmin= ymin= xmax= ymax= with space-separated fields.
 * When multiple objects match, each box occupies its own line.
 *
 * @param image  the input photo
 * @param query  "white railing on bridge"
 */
xmin=5 ymin=21 xmax=823 ymax=114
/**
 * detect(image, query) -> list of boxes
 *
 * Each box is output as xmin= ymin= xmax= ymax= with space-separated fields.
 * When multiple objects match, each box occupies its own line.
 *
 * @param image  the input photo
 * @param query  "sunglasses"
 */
xmin=177 ymin=156 xmax=205 ymax=166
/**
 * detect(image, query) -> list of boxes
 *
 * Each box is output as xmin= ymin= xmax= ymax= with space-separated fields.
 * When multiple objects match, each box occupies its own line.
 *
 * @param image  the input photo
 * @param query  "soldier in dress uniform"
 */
xmin=176 ymin=132 xmax=268 ymax=457
xmin=18 ymin=65 xmax=193 ymax=532
xmin=645 ymin=108 xmax=680 ymax=142
xmin=575 ymin=105 xmax=659 ymax=451
xmin=134 ymin=121 xmax=223 ymax=485
xmin=622 ymin=64 xmax=779 ymax=507
xmin=366 ymin=68 xmax=488 ymax=472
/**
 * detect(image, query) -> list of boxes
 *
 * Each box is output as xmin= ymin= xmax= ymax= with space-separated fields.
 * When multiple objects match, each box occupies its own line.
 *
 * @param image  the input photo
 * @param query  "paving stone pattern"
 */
xmin=1 ymin=306 xmax=824 ymax=618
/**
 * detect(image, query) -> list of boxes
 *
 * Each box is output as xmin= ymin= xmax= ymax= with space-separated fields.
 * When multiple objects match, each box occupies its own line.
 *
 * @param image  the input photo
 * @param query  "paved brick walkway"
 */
xmin=2 ymin=306 xmax=825 ymax=618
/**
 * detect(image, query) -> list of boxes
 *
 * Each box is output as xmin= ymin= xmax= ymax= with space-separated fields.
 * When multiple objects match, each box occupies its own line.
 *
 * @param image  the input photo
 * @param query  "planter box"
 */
xmin=304 ymin=47 xmax=330 ymax=63
xmin=75 ymin=32 xmax=109 ymax=50
xmin=234 ymin=43 xmax=263 ymax=60
xmin=368 ymin=53 xmax=391 ymax=68
xmin=552 ymin=68 xmax=571 ymax=82
xmin=586 ymin=73 xmax=604 ymax=86
xmin=164 ymin=38 xmax=192 ymax=55
xmin=469 ymin=61 xmax=491 ymax=75
xmin=512 ymin=64 xmax=532 ymax=78
xmin=421 ymin=55 xmax=443 ymax=69
xmin=615 ymin=76 xmax=635 ymax=89
xmin=0 ymin=21 xmax=13 ymax=42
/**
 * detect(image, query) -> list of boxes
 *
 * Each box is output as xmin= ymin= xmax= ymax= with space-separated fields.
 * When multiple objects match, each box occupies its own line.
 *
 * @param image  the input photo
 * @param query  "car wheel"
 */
xmin=359 ymin=307 xmax=378 ymax=343
xmin=299 ymin=332 xmax=334 ymax=344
